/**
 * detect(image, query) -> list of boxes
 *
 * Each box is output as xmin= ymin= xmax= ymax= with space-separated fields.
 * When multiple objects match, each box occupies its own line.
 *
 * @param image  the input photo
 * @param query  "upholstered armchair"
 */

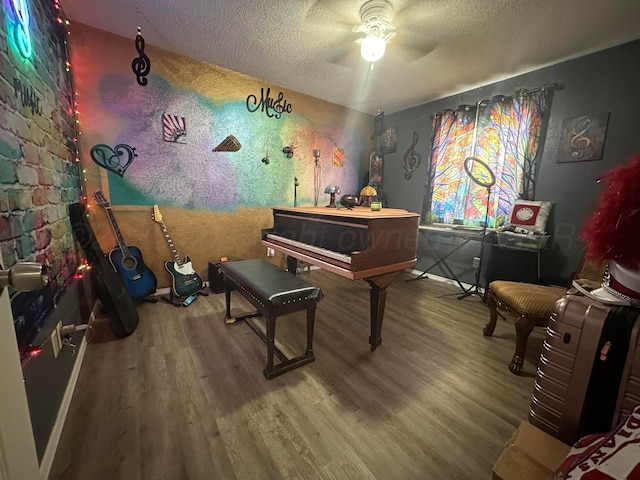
xmin=483 ymin=258 xmax=605 ymax=374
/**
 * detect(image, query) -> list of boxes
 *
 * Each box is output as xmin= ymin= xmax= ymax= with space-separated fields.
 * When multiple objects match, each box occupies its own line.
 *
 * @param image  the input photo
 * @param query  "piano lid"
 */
xmin=273 ymin=206 xmax=419 ymax=219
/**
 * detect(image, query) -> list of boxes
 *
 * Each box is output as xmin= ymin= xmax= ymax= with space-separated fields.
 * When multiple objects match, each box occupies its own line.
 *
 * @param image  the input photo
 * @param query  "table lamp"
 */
xmin=324 ymin=184 xmax=341 ymax=208
xmin=359 ymin=185 xmax=377 ymax=207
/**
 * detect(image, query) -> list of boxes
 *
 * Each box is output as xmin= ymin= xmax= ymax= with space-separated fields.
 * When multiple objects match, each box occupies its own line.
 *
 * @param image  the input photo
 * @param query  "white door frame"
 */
xmin=0 ymin=250 xmax=41 ymax=480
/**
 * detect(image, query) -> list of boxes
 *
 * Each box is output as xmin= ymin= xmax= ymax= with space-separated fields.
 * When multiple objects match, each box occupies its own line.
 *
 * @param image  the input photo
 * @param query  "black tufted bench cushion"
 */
xmin=220 ymin=259 xmax=323 ymax=379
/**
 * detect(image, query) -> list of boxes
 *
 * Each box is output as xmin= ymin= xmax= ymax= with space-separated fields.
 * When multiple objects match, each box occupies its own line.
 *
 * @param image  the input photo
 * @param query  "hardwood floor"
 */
xmin=48 ymin=269 xmax=546 ymax=480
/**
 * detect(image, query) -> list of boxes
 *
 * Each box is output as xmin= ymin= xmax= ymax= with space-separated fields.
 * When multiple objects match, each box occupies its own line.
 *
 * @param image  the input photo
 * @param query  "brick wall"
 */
xmin=0 ymin=0 xmax=82 ymax=294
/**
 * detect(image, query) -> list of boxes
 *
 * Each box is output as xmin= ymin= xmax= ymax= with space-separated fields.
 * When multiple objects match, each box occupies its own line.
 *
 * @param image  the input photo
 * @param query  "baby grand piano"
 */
xmin=261 ymin=206 xmax=419 ymax=351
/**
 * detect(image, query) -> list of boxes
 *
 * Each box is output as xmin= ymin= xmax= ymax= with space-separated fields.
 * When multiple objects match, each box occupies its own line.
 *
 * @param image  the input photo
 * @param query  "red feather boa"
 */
xmin=579 ymin=154 xmax=640 ymax=269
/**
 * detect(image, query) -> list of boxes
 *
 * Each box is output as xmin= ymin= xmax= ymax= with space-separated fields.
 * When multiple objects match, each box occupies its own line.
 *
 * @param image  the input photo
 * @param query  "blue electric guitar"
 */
xmin=94 ymin=191 xmax=157 ymax=302
xmin=152 ymin=205 xmax=203 ymax=298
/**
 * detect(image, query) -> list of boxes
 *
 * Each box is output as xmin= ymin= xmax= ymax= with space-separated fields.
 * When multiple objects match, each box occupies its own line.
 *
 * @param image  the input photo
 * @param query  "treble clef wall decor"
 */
xmin=90 ymin=143 xmax=137 ymax=177
xmin=131 ymin=26 xmax=151 ymax=86
xmin=402 ymin=131 xmax=421 ymax=180
xmin=569 ymin=118 xmax=592 ymax=159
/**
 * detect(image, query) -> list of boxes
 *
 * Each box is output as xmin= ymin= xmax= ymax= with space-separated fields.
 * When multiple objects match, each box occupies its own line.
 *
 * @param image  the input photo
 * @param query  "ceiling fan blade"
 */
xmin=390 ymin=41 xmax=437 ymax=62
xmin=327 ymin=43 xmax=362 ymax=68
xmin=391 ymin=33 xmax=438 ymax=61
xmin=305 ymin=0 xmax=360 ymax=28
xmin=393 ymin=0 xmax=448 ymax=26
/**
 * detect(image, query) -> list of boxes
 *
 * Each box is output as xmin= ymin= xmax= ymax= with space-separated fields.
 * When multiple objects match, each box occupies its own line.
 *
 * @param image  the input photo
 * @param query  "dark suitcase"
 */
xmin=529 ymin=293 xmax=640 ymax=445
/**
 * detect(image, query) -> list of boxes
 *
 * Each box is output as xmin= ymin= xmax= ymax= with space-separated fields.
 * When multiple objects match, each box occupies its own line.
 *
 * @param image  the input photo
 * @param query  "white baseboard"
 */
xmin=154 ymin=286 xmax=172 ymax=296
xmin=39 ymin=307 xmax=94 ymax=480
xmin=407 ymin=268 xmax=473 ymax=291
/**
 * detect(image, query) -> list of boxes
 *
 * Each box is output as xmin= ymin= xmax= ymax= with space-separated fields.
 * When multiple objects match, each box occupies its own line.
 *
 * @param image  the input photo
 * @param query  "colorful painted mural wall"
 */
xmin=70 ymin=23 xmax=373 ymax=287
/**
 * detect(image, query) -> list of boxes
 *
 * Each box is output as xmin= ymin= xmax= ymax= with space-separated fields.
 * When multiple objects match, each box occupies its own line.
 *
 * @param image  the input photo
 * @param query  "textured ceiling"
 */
xmin=60 ymin=0 xmax=640 ymax=115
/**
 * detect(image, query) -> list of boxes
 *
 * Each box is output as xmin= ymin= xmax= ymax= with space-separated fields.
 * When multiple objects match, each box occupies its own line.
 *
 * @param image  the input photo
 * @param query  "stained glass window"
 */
xmin=424 ymin=90 xmax=548 ymax=228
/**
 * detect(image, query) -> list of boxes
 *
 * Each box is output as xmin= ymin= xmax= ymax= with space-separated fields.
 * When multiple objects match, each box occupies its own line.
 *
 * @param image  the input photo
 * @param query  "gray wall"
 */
xmin=381 ymin=39 xmax=640 ymax=285
xmin=22 ymin=276 xmax=92 ymax=459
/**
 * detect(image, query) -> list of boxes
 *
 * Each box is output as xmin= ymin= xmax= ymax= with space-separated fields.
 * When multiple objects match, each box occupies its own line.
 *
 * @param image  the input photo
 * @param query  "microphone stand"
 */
xmin=313 ymin=150 xmax=321 ymax=207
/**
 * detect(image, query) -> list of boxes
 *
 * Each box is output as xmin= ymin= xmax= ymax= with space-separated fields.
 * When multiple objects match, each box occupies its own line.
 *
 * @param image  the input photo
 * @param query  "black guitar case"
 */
xmin=69 ymin=202 xmax=139 ymax=338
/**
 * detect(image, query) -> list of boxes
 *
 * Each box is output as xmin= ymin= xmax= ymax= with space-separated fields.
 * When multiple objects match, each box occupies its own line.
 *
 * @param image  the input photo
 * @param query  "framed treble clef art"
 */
xmin=557 ymin=112 xmax=609 ymax=163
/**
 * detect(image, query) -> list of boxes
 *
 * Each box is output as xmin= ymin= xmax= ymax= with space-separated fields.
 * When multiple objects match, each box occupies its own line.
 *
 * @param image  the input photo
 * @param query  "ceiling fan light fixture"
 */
xmin=360 ymin=33 xmax=386 ymax=62
xmin=355 ymin=0 xmax=395 ymax=64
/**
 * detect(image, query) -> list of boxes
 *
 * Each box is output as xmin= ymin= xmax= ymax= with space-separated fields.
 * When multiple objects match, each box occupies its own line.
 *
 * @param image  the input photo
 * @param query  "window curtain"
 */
xmin=425 ymin=89 xmax=548 ymax=227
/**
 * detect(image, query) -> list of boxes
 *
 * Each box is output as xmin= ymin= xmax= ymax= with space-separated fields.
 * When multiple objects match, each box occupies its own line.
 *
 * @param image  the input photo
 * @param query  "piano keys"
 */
xmin=262 ymin=206 xmax=420 ymax=350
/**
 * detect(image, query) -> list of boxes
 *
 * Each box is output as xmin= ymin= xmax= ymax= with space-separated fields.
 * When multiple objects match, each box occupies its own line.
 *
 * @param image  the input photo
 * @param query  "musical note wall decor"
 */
xmin=282 ymin=143 xmax=298 ymax=158
xmin=131 ymin=26 xmax=151 ymax=86
xmin=162 ymin=114 xmax=186 ymax=143
xmin=557 ymin=112 xmax=609 ymax=163
xmin=246 ymin=86 xmax=293 ymax=119
xmin=90 ymin=143 xmax=137 ymax=177
xmin=213 ymin=135 xmax=241 ymax=152
xmin=402 ymin=131 xmax=421 ymax=179
xmin=333 ymin=147 xmax=344 ymax=167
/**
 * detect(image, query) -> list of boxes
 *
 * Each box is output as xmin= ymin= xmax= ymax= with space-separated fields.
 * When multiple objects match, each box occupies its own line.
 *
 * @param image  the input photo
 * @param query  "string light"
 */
xmin=55 ymin=2 xmax=87 ymax=212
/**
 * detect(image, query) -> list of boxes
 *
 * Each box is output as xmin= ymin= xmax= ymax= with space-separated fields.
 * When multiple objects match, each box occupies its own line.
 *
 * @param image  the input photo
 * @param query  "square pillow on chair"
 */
xmin=507 ymin=200 xmax=553 ymax=234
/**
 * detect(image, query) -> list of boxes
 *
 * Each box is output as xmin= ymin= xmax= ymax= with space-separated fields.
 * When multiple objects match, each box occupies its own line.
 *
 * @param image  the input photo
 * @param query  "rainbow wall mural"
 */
xmin=73 ymin=24 xmax=370 ymax=211
xmin=69 ymin=23 xmax=374 ymax=285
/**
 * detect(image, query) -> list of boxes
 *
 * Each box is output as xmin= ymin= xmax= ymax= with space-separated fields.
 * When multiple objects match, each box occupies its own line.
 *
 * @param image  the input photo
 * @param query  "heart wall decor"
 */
xmin=90 ymin=144 xmax=137 ymax=177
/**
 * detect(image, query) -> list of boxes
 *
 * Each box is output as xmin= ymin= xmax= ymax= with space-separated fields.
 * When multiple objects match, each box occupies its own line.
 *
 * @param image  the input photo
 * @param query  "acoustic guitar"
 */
xmin=69 ymin=202 xmax=139 ymax=338
xmin=151 ymin=205 xmax=203 ymax=298
xmin=94 ymin=191 xmax=157 ymax=302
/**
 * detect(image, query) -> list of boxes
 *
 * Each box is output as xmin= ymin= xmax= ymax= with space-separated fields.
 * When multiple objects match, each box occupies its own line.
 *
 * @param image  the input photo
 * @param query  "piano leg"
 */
xmin=365 ymin=272 xmax=401 ymax=351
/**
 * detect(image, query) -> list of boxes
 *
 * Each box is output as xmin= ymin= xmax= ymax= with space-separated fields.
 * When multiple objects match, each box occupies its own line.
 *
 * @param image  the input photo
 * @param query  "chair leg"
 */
xmin=264 ymin=316 xmax=276 ymax=377
xmin=510 ymin=314 xmax=534 ymax=375
xmin=483 ymin=292 xmax=498 ymax=337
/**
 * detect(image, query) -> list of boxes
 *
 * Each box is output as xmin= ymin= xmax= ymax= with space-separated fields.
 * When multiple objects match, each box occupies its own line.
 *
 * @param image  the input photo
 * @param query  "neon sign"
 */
xmin=7 ymin=0 xmax=33 ymax=59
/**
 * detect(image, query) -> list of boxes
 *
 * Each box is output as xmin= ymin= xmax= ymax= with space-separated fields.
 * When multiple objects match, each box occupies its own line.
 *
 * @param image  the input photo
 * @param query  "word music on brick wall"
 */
xmin=13 ymin=77 xmax=42 ymax=116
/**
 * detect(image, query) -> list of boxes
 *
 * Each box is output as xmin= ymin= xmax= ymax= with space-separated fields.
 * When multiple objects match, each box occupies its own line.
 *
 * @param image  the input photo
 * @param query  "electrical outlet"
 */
xmin=266 ymin=248 xmax=275 ymax=257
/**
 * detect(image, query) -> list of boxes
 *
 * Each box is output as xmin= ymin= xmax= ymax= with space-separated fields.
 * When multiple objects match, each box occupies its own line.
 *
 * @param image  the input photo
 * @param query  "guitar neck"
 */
xmin=159 ymin=222 xmax=183 ymax=266
xmin=104 ymin=207 xmax=131 ymax=257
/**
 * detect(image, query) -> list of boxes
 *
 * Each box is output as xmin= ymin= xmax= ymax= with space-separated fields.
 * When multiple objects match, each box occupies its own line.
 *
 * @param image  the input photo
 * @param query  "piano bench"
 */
xmin=220 ymin=259 xmax=323 ymax=380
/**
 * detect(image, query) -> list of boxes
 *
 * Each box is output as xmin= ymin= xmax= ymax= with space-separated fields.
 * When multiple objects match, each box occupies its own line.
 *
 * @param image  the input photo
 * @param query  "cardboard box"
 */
xmin=492 ymin=421 xmax=571 ymax=480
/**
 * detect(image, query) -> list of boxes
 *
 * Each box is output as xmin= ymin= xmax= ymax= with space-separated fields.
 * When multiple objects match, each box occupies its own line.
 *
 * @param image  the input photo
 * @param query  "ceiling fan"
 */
xmin=354 ymin=0 xmax=397 ymax=64
xmin=305 ymin=0 xmax=438 ymax=68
